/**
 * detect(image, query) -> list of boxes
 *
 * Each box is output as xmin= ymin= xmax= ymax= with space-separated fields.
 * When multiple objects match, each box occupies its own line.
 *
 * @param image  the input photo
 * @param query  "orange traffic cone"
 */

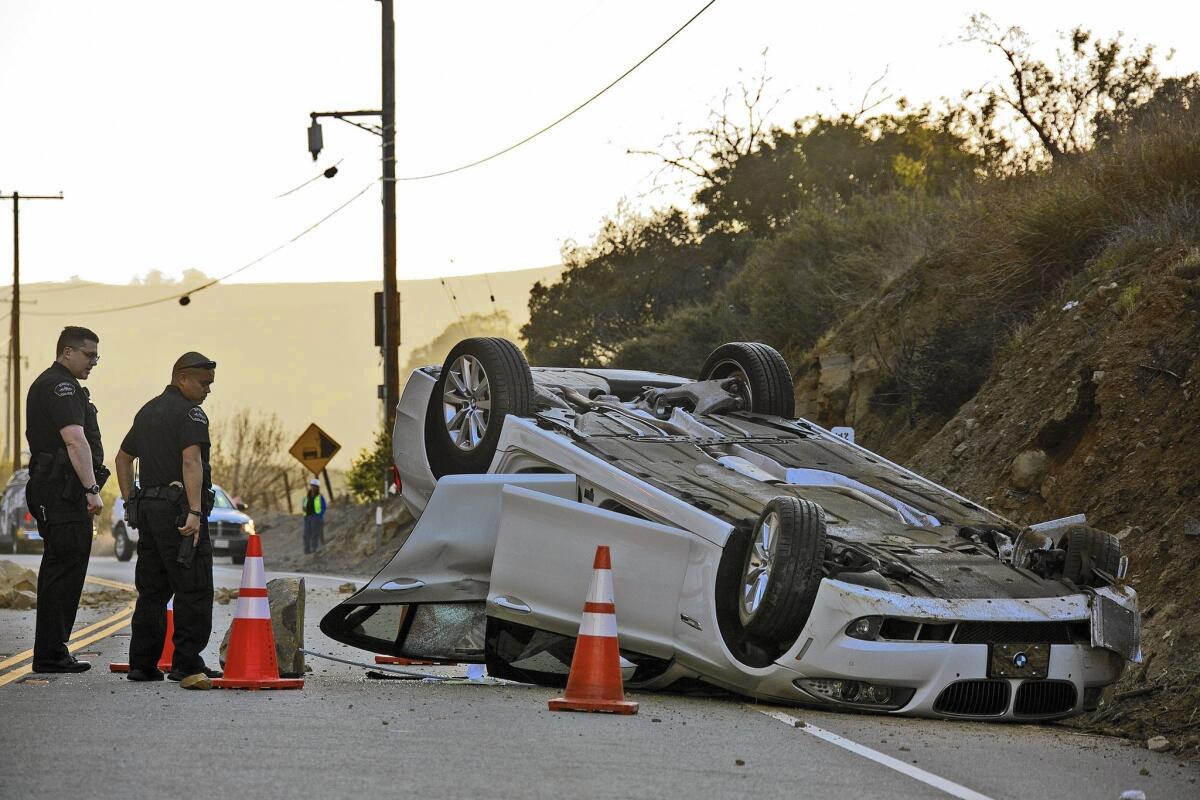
xmin=109 ymin=597 xmax=176 ymax=673
xmin=548 ymin=545 xmax=638 ymax=715
xmin=212 ymin=534 xmax=303 ymax=690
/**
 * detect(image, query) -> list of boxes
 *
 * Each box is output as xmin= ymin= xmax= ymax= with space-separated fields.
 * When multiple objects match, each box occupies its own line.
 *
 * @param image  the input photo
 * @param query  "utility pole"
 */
xmin=381 ymin=0 xmax=399 ymax=436
xmin=1 ymin=191 xmax=63 ymax=470
xmin=305 ymin=0 xmax=399 ymax=435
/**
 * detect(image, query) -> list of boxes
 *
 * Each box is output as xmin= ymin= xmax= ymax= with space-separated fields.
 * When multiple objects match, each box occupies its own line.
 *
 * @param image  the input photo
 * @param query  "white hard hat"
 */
xmin=309 ymin=478 xmax=320 ymax=487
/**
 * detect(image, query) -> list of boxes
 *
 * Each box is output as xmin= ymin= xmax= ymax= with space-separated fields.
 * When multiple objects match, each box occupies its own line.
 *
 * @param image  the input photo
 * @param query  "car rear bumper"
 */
xmin=14 ymin=527 xmax=44 ymax=550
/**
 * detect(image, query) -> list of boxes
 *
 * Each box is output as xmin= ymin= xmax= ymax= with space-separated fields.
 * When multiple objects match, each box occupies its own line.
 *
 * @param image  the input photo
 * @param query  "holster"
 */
xmin=126 ymin=484 xmax=146 ymax=527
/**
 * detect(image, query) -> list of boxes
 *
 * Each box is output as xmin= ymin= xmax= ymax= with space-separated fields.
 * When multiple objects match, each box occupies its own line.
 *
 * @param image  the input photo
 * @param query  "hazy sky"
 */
xmin=2 ymin=1 xmax=1197 ymax=291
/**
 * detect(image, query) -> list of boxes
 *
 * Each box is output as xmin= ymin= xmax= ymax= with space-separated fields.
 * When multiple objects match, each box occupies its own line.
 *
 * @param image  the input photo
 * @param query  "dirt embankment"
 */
xmin=255 ymin=495 xmax=415 ymax=578
xmin=796 ymin=246 xmax=1200 ymax=753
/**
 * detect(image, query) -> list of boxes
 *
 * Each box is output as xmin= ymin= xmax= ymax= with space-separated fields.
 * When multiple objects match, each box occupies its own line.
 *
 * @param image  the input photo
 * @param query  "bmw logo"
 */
xmin=1013 ymin=652 xmax=1029 ymax=668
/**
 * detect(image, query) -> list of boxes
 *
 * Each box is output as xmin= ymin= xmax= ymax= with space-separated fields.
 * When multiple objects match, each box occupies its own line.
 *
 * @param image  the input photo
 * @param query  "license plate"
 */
xmin=212 ymin=538 xmax=229 ymax=548
xmin=25 ymin=530 xmax=41 ymax=541
xmin=989 ymin=643 xmax=1049 ymax=679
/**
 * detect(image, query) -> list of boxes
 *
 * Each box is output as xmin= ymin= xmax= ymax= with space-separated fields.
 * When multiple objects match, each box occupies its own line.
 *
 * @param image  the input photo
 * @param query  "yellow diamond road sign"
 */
xmin=289 ymin=423 xmax=341 ymax=476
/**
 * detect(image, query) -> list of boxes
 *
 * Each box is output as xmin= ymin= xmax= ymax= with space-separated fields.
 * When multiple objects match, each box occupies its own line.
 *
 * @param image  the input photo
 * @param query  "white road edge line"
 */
xmin=752 ymin=707 xmax=995 ymax=800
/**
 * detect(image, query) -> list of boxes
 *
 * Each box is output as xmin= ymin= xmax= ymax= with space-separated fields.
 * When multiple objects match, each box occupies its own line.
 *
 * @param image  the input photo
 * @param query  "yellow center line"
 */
xmin=84 ymin=575 xmax=137 ymax=591
xmin=0 ymin=601 xmax=136 ymax=688
xmin=0 ymin=605 xmax=136 ymax=672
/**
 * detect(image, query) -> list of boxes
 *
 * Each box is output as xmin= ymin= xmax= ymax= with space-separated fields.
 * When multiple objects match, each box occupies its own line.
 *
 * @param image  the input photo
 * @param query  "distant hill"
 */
xmin=8 ymin=265 xmax=562 ymax=467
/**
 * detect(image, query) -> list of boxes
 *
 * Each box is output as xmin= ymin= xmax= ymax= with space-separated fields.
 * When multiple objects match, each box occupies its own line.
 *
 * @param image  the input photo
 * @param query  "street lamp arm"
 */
xmin=309 ymin=110 xmax=384 ymax=138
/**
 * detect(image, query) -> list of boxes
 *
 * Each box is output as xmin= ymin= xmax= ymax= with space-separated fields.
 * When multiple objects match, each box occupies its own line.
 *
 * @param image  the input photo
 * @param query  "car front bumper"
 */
xmin=210 ymin=536 xmax=248 ymax=557
xmin=751 ymin=579 xmax=1136 ymax=720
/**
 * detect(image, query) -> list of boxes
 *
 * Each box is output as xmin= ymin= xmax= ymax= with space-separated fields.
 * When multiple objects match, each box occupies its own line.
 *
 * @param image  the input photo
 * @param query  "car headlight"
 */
xmin=845 ymin=616 xmax=883 ymax=641
xmin=242 ymin=520 xmax=256 ymax=536
xmin=794 ymin=678 xmax=915 ymax=711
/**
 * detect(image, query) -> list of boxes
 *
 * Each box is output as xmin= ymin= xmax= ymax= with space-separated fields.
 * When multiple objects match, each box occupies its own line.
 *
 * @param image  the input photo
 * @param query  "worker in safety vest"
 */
xmin=302 ymin=478 xmax=327 ymax=554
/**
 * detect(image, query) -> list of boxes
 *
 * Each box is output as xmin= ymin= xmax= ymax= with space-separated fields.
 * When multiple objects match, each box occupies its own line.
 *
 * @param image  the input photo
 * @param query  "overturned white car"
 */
xmin=322 ymin=338 xmax=1139 ymax=720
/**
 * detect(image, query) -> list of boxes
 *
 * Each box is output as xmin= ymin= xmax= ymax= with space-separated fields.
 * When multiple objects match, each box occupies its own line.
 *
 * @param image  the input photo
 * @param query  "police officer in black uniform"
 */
xmin=26 ymin=326 xmax=106 ymax=673
xmin=114 ymin=351 xmax=221 ymax=689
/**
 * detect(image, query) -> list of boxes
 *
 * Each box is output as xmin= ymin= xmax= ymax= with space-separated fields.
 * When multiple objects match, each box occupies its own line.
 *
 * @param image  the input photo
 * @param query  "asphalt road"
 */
xmin=2 ymin=553 xmax=1197 ymax=799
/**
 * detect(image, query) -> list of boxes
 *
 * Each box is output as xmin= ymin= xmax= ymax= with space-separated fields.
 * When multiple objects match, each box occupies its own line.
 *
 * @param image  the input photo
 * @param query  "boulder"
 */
xmin=816 ymin=353 xmax=853 ymax=425
xmin=220 ymin=576 xmax=305 ymax=677
xmin=1011 ymin=449 xmax=1048 ymax=491
xmin=0 ymin=560 xmax=38 ymax=594
xmin=0 ymin=587 xmax=37 ymax=610
xmin=1146 ymin=735 xmax=1170 ymax=753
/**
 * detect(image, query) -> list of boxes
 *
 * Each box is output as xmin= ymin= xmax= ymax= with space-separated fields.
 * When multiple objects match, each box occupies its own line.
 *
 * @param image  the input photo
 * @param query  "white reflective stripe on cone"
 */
xmin=167 ymin=597 xmax=174 ymax=610
xmin=586 ymin=568 xmax=614 ymax=604
xmin=242 ymin=557 xmax=266 ymax=590
xmin=234 ymin=596 xmax=271 ymax=620
xmin=579 ymin=611 xmax=618 ymax=638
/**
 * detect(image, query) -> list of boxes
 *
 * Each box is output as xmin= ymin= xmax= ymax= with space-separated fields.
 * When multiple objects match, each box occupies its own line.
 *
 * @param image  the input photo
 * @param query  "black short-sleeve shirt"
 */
xmin=120 ymin=386 xmax=211 ymax=490
xmin=26 ymin=361 xmax=92 ymax=457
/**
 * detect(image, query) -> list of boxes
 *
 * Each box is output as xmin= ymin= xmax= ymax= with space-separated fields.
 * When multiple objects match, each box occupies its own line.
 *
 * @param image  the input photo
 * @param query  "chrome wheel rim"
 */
xmin=443 ymin=354 xmax=491 ymax=451
xmin=741 ymin=511 xmax=778 ymax=621
xmin=711 ymin=358 xmax=753 ymax=409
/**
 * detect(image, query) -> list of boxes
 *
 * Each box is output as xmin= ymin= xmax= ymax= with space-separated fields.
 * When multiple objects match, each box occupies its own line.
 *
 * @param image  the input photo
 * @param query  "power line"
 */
xmin=274 ymin=159 xmax=344 ymax=199
xmin=28 ymin=180 xmax=380 ymax=317
xmin=393 ymin=0 xmax=719 ymax=182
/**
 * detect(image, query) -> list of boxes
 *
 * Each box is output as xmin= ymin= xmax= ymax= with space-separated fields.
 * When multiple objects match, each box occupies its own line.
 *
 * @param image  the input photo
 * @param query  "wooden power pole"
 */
xmin=1 ymin=190 xmax=63 ymax=470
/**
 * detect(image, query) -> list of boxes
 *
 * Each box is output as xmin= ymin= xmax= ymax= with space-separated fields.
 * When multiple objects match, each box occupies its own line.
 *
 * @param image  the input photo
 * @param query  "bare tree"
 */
xmin=209 ymin=408 xmax=290 ymax=511
xmin=629 ymin=51 xmax=784 ymax=193
xmin=962 ymin=14 xmax=1162 ymax=167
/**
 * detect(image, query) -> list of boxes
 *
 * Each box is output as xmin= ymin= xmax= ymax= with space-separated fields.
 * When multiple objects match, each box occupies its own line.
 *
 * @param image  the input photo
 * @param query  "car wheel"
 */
xmin=424 ymin=337 xmax=534 ymax=477
xmin=1059 ymin=525 xmax=1122 ymax=586
xmin=113 ymin=524 xmax=134 ymax=562
xmin=232 ymin=555 xmax=245 ymax=565
xmin=699 ymin=342 xmax=795 ymax=418
xmin=737 ymin=496 xmax=827 ymax=642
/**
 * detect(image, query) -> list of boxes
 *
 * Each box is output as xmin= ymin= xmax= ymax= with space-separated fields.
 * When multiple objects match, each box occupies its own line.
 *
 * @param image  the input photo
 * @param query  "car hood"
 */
xmin=209 ymin=509 xmax=250 ymax=525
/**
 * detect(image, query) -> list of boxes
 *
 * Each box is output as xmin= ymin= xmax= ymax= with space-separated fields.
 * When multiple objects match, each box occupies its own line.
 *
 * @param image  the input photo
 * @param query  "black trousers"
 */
xmin=129 ymin=500 xmax=214 ymax=674
xmin=33 ymin=518 xmax=93 ymax=663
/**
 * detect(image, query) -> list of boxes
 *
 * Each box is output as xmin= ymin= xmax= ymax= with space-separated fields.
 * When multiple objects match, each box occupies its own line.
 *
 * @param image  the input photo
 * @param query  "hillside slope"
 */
xmin=794 ymin=117 xmax=1200 ymax=753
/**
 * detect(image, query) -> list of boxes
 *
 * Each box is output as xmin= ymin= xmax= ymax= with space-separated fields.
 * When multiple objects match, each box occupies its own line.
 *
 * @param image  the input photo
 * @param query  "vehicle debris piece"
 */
xmin=298 ymin=648 xmax=444 ymax=681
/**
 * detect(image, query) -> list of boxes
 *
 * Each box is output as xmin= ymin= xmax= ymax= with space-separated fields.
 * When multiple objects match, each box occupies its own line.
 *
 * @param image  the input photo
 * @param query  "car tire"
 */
xmin=424 ymin=337 xmax=534 ymax=477
xmin=113 ymin=524 xmax=134 ymax=562
xmin=699 ymin=342 xmax=795 ymax=418
xmin=232 ymin=555 xmax=245 ymax=565
xmin=1059 ymin=525 xmax=1122 ymax=586
xmin=737 ymin=496 xmax=827 ymax=642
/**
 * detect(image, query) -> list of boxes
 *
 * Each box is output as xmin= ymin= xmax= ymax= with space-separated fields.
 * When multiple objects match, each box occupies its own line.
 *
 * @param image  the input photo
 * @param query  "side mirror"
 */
xmin=236 ymin=502 xmax=248 ymax=511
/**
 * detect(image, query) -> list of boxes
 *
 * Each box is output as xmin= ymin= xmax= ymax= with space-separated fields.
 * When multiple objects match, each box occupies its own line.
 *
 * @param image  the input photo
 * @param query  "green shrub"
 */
xmin=346 ymin=428 xmax=391 ymax=503
xmin=1113 ymin=284 xmax=1142 ymax=317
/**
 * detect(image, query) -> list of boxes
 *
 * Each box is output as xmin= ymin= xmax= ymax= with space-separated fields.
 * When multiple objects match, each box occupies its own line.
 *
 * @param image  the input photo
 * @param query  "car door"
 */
xmin=487 ymin=484 xmax=694 ymax=659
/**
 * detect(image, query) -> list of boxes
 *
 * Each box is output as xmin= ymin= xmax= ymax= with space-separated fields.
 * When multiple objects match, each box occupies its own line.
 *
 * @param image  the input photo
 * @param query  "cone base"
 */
xmin=212 ymin=677 xmax=304 ymax=690
xmin=549 ymin=697 xmax=639 ymax=714
xmin=375 ymin=655 xmax=459 ymax=666
xmin=109 ymin=663 xmax=130 ymax=673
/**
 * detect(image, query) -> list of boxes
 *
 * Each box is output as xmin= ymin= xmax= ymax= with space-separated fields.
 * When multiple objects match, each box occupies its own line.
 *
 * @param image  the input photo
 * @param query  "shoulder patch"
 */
xmin=54 ymin=381 xmax=77 ymax=397
xmin=188 ymin=406 xmax=209 ymax=424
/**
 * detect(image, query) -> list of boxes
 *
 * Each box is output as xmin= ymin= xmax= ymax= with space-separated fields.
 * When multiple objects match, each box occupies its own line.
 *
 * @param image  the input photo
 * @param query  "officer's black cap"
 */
xmin=172 ymin=351 xmax=217 ymax=373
